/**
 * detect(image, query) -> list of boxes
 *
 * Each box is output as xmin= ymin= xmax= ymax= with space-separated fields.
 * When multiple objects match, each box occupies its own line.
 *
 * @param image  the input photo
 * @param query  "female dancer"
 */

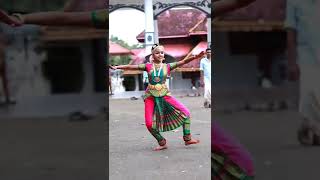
xmin=212 ymin=0 xmax=256 ymax=179
xmin=111 ymin=44 xmax=204 ymax=151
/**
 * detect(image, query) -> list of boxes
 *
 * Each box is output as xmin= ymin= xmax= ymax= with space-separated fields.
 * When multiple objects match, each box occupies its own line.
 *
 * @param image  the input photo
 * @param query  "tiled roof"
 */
xmin=129 ymin=41 xmax=208 ymax=69
xmin=109 ymin=41 xmax=133 ymax=55
xmin=1 ymin=0 xmax=107 ymax=12
xmin=217 ymin=0 xmax=285 ymax=21
xmin=63 ymin=0 xmax=107 ymax=11
xmin=137 ymin=8 xmax=207 ymax=41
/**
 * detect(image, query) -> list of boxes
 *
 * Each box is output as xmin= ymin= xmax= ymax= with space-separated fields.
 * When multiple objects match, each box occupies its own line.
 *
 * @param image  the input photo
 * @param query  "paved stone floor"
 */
xmin=109 ymin=97 xmax=211 ymax=180
xmin=1 ymin=86 xmax=319 ymax=180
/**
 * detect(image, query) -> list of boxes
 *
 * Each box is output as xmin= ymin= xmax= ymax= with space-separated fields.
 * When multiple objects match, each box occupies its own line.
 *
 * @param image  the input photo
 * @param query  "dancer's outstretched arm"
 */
xmin=213 ymin=0 xmax=256 ymax=18
xmin=176 ymin=51 xmax=206 ymax=68
xmin=0 ymin=9 xmax=107 ymax=29
xmin=111 ymin=65 xmax=140 ymax=70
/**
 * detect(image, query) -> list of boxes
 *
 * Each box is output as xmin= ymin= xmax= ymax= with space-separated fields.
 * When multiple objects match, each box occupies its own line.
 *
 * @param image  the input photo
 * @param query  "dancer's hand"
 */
xmin=288 ymin=63 xmax=300 ymax=81
xmin=0 ymin=10 xmax=23 ymax=27
xmin=109 ymin=65 xmax=116 ymax=70
xmin=195 ymin=51 xmax=205 ymax=59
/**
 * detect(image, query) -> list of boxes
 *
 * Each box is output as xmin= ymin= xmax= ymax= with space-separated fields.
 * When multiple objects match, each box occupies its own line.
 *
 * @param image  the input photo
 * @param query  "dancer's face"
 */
xmin=152 ymin=46 xmax=165 ymax=63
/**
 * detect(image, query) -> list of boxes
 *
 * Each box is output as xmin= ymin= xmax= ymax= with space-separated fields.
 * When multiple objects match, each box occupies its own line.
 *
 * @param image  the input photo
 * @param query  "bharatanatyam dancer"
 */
xmin=212 ymin=0 xmax=256 ymax=179
xmin=110 ymin=44 xmax=204 ymax=151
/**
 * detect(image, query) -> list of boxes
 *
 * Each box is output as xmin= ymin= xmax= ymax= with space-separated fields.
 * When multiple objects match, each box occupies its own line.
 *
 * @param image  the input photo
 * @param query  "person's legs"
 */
xmin=298 ymin=61 xmax=320 ymax=145
xmin=109 ymin=76 xmax=113 ymax=95
xmin=204 ymin=80 xmax=211 ymax=108
xmin=144 ymin=96 xmax=167 ymax=150
xmin=0 ymin=62 xmax=12 ymax=104
xmin=163 ymin=96 xmax=200 ymax=145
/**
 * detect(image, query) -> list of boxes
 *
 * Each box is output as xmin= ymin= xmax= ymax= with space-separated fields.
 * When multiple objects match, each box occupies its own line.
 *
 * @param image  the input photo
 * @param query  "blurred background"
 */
xmin=0 ymin=1 xmax=107 ymax=180
xmin=0 ymin=0 xmax=107 ymax=117
xmin=213 ymin=0 xmax=320 ymax=179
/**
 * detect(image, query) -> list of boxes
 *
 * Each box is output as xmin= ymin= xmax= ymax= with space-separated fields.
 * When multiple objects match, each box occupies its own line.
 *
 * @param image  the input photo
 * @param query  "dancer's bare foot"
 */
xmin=185 ymin=138 xmax=200 ymax=146
xmin=183 ymin=134 xmax=200 ymax=146
xmin=153 ymin=145 xmax=168 ymax=151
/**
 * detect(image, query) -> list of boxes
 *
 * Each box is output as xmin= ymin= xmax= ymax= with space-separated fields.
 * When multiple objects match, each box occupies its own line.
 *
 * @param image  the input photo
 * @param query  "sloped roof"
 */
xmin=129 ymin=48 xmax=146 ymax=65
xmin=109 ymin=41 xmax=133 ymax=56
xmin=129 ymin=43 xmax=193 ymax=64
xmin=218 ymin=0 xmax=285 ymax=21
xmin=129 ymin=42 xmax=207 ymax=69
xmin=0 ymin=0 xmax=107 ymax=12
xmin=63 ymin=0 xmax=107 ymax=11
xmin=179 ymin=41 xmax=208 ymax=69
xmin=213 ymin=0 xmax=286 ymax=31
xmin=137 ymin=8 xmax=207 ymax=41
xmin=0 ymin=0 xmax=65 ymax=12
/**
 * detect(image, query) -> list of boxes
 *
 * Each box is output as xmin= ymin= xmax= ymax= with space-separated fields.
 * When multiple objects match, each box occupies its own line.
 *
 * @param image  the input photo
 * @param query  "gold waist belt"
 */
xmin=148 ymin=84 xmax=167 ymax=91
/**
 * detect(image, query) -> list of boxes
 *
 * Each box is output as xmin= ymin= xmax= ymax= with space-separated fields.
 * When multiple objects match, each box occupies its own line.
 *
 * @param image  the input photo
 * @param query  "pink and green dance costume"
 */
xmin=138 ymin=62 xmax=193 ymax=146
xmin=212 ymin=122 xmax=255 ymax=180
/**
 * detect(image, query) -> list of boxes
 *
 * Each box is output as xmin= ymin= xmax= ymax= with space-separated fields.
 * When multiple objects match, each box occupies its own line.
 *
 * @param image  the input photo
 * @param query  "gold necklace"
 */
xmin=153 ymin=63 xmax=163 ymax=83
xmin=153 ymin=63 xmax=162 ymax=70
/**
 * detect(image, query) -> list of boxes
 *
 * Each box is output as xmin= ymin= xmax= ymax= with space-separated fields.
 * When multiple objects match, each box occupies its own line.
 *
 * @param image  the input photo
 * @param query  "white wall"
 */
xmin=3 ymin=25 xmax=51 ymax=100
xmin=80 ymin=41 xmax=95 ymax=94
xmin=2 ymin=25 xmax=98 ymax=100
xmin=170 ymin=72 xmax=193 ymax=90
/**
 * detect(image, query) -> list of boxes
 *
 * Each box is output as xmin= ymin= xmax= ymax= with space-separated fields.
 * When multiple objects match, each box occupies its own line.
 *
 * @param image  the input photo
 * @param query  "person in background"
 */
xmin=285 ymin=0 xmax=320 ymax=145
xmin=200 ymin=48 xmax=212 ymax=108
xmin=0 ymin=33 xmax=15 ymax=106
xmin=143 ymin=71 xmax=149 ymax=90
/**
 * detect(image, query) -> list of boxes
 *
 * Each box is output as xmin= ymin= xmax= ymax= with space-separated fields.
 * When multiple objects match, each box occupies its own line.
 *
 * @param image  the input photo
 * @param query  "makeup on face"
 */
xmin=152 ymin=46 xmax=165 ymax=62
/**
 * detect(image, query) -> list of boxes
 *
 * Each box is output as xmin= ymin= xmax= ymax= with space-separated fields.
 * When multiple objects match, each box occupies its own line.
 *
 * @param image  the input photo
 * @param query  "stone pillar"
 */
xmin=154 ymin=17 xmax=159 ymax=44
xmin=144 ymin=0 xmax=155 ymax=54
xmin=207 ymin=16 xmax=211 ymax=48
xmin=135 ymin=75 xmax=140 ymax=91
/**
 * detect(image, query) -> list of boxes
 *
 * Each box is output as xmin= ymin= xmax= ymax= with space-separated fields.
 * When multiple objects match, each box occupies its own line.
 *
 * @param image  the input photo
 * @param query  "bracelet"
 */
xmin=12 ymin=13 xmax=25 ymax=24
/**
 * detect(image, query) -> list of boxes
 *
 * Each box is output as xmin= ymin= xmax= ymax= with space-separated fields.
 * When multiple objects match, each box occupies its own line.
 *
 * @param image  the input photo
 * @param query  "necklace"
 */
xmin=153 ymin=63 xmax=163 ymax=83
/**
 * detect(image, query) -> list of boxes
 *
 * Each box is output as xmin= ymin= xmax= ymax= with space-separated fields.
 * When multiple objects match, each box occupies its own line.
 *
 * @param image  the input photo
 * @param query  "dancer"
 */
xmin=212 ymin=0 xmax=256 ymax=179
xmin=111 ymin=44 xmax=204 ymax=151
